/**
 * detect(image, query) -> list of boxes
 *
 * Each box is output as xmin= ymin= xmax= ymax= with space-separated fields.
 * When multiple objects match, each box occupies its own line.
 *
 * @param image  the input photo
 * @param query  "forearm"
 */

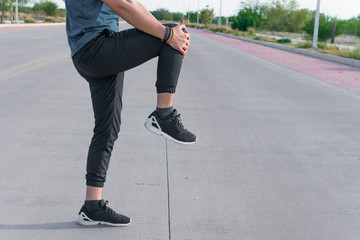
xmin=126 ymin=0 xmax=158 ymax=22
xmin=103 ymin=0 xmax=166 ymax=39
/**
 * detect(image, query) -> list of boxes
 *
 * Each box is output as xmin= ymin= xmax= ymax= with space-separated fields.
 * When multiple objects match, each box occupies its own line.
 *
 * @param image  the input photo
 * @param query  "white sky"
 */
xmin=54 ymin=0 xmax=359 ymax=20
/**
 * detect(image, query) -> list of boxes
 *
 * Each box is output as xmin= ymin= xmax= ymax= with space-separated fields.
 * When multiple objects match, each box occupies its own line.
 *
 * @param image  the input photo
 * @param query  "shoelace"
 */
xmin=102 ymin=200 xmax=116 ymax=216
xmin=172 ymin=114 xmax=185 ymax=132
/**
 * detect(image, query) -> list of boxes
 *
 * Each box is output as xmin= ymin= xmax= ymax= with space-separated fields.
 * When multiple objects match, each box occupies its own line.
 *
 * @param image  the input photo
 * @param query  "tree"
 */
xmin=303 ymin=13 xmax=345 ymax=41
xmin=1 ymin=0 xmax=8 ymax=23
xmin=199 ymin=6 xmax=214 ymax=26
xmin=287 ymin=8 xmax=313 ymax=32
xmin=229 ymin=15 xmax=238 ymax=29
xmin=343 ymin=16 xmax=360 ymax=37
xmin=151 ymin=8 xmax=172 ymax=21
xmin=241 ymin=0 xmax=267 ymax=29
xmin=264 ymin=0 xmax=298 ymax=32
xmin=185 ymin=11 xmax=198 ymax=23
xmin=10 ymin=0 xmax=14 ymax=23
xmin=235 ymin=8 xmax=254 ymax=31
xmin=1 ymin=0 xmax=30 ymax=23
xmin=229 ymin=0 xmax=267 ymax=31
xmin=33 ymin=0 xmax=57 ymax=16
xmin=40 ymin=0 xmax=57 ymax=16
xmin=172 ymin=12 xmax=183 ymax=22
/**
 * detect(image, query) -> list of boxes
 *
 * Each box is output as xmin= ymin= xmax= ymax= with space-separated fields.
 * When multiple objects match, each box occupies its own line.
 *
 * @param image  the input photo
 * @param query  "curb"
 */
xmin=194 ymin=28 xmax=360 ymax=69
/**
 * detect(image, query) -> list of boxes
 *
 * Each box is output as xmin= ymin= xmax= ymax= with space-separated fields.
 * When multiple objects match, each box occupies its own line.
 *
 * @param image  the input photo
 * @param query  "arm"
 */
xmin=102 ymin=0 xmax=190 ymax=56
xmin=125 ymin=0 xmax=159 ymax=23
xmin=103 ymin=0 xmax=166 ymax=39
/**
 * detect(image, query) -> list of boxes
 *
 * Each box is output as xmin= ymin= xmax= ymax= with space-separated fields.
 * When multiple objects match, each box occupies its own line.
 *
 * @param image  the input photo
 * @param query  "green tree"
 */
xmin=303 ymin=13 xmax=345 ymax=41
xmin=199 ymin=6 xmax=214 ymax=26
xmin=241 ymin=0 xmax=267 ymax=29
xmin=264 ymin=0 xmax=298 ymax=32
xmin=1 ymin=0 xmax=31 ymax=23
xmin=229 ymin=0 xmax=267 ymax=31
xmin=171 ymin=12 xmax=183 ymax=22
xmin=235 ymin=8 xmax=254 ymax=31
xmin=40 ymin=0 xmax=57 ymax=16
xmin=33 ymin=0 xmax=58 ymax=16
xmin=229 ymin=15 xmax=238 ymax=29
xmin=1 ymin=0 xmax=8 ymax=23
xmin=151 ymin=8 xmax=172 ymax=21
xmin=185 ymin=11 xmax=198 ymax=23
xmin=287 ymin=8 xmax=313 ymax=32
xmin=343 ymin=16 xmax=360 ymax=36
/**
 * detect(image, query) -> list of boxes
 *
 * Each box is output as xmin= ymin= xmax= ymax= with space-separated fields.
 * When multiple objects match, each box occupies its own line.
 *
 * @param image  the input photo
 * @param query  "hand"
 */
xmin=168 ymin=24 xmax=190 ymax=58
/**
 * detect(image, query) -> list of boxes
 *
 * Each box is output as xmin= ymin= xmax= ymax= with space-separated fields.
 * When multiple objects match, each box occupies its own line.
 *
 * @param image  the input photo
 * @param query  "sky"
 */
xmin=54 ymin=0 xmax=359 ymax=20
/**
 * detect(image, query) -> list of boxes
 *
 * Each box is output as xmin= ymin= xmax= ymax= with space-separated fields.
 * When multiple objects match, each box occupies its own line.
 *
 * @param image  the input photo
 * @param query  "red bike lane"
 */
xmin=190 ymin=28 xmax=360 ymax=94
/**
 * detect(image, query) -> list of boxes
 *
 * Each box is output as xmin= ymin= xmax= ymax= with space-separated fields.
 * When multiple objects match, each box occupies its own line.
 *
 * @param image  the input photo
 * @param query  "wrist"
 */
xmin=166 ymin=28 xmax=174 ymax=44
xmin=160 ymin=25 xmax=167 ymax=40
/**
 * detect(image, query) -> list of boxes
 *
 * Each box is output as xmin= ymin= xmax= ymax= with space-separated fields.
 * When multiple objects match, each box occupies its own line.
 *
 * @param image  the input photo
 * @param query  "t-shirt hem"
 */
xmin=70 ymin=31 xmax=103 ymax=57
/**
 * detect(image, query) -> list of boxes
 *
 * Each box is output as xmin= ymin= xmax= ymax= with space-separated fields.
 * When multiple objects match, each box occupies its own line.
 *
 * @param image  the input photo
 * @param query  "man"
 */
xmin=65 ymin=0 xmax=196 ymax=226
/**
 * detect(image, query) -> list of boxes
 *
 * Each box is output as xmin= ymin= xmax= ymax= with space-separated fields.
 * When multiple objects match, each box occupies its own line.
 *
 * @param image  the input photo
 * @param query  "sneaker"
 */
xmin=78 ymin=199 xmax=131 ymax=227
xmin=144 ymin=109 xmax=197 ymax=145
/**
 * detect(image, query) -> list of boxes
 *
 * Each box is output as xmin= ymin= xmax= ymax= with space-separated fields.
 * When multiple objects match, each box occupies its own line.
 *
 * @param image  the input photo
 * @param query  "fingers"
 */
xmin=169 ymin=24 xmax=191 ymax=57
xmin=178 ymin=24 xmax=191 ymax=39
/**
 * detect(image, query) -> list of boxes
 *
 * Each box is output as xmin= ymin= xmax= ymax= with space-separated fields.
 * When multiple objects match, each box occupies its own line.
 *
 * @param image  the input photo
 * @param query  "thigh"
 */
xmin=88 ymin=72 xmax=124 ymax=132
xmin=74 ymin=24 xmax=178 ymax=78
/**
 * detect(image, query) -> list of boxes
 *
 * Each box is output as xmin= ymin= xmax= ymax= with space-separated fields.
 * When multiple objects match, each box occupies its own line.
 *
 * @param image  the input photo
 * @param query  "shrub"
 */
xmin=41 ymin=1 xmax=57 ymax=16
xmin=295 ymin=41 xmax=312 ymax=48
xmin=233 ymin=30 xmax=240 ymax=36
xmin=247 ymin=27 xmax=256 ymax=36
xmin=24 ymin=18 xmax=36 ymax=23
xmin=56 ymin=9 xmax=66 ymax=18
xmin=317 ymin=42 xmax=327 ymax=49
xmin=34 ymin=1 xmax=57 ymax=16
xmin=277 ymin=38 xmax=291 ymax=44
xmin=44 ymin=17 xmax=56 ymax=23
xmin=339 ymin=47 xmax=360 ymax=60
xmin=253 ymin=35 xmax=276 ymax=43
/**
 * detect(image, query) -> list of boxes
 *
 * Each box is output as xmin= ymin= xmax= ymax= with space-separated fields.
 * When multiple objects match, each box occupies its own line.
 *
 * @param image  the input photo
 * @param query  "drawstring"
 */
xmin=102 ymin=29 xmax=114 ymax=38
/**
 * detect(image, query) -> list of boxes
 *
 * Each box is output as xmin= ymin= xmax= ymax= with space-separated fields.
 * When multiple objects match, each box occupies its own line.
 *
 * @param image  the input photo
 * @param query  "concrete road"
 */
xmin=1 ymin=24 xmax=360 ymax=240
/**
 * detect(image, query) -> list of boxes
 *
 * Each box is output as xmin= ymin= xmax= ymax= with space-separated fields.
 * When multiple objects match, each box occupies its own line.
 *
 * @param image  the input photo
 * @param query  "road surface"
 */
xmin=0 ymin=24 xmax=360 ymax=240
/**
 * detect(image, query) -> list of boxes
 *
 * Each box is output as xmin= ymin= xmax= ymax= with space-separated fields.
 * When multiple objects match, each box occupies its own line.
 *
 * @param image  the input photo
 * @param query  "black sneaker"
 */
xmin=78 ymin=199 xmax=131 ymax=227
xmin=144 ymin=109 xmax=197 ymax=145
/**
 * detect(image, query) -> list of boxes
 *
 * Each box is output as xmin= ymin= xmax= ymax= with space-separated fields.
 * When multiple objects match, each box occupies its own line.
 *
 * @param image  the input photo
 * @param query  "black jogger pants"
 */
xmin=72 ymin=23 xmax=183 ymax=187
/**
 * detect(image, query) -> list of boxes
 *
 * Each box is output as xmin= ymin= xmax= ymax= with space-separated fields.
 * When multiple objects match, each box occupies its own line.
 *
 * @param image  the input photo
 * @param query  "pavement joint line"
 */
xmin=165 ymin=139 xmax=172 ymax=240
xmin=0 ymin=55 xmax=67 ymax=81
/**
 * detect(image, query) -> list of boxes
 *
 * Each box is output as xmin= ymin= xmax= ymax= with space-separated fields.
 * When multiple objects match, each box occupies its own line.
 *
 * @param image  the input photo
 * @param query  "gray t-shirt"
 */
xmin=65 ymin=0 xmax=119 ymax=57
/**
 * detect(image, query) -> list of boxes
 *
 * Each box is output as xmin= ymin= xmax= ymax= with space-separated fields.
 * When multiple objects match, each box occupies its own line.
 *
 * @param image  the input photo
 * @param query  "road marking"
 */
xmin=0 ymin=55 xmax=67 ymax=81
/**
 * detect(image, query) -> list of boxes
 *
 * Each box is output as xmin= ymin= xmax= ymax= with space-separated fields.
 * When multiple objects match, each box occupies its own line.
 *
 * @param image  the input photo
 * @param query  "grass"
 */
xmin=187 ymin=23 xmax=277 ymax=43
xmin=188 ymin=23 xmax=360 ymax=61
xmin=339 ymin=46 xmax=360 ymax=60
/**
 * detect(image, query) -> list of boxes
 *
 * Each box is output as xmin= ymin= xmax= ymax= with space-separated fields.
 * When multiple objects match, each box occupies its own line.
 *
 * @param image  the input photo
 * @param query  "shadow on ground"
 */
xmin=0 ymin=222 xmax=114 ymax=230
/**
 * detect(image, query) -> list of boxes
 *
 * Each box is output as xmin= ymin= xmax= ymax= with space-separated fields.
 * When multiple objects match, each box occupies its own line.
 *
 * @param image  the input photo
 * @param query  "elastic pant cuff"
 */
xmin=86 ymin=180 xmax=105 ymax=188
xmin=157 ymin=87 xmax=176 ymax=94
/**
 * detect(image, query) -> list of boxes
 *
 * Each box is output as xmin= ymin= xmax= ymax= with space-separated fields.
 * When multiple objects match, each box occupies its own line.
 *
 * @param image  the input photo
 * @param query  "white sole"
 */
xmin=144 ymin=121 xmax=196 ymax=145
xmin=78 ymin=212 xmax=131 ymax=227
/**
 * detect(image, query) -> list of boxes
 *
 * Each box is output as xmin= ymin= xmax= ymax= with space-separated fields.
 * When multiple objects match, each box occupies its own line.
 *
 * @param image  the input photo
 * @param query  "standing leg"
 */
xmin=86 ymin=72 xmax=124 ymax=190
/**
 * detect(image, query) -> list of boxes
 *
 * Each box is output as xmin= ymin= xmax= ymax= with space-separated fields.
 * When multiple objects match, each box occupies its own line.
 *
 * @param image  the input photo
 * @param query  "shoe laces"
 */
xmin=102 ymin=200 xmax=116 ymax=216
xmin=172 ymin=114 xmax=185 ymax=132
